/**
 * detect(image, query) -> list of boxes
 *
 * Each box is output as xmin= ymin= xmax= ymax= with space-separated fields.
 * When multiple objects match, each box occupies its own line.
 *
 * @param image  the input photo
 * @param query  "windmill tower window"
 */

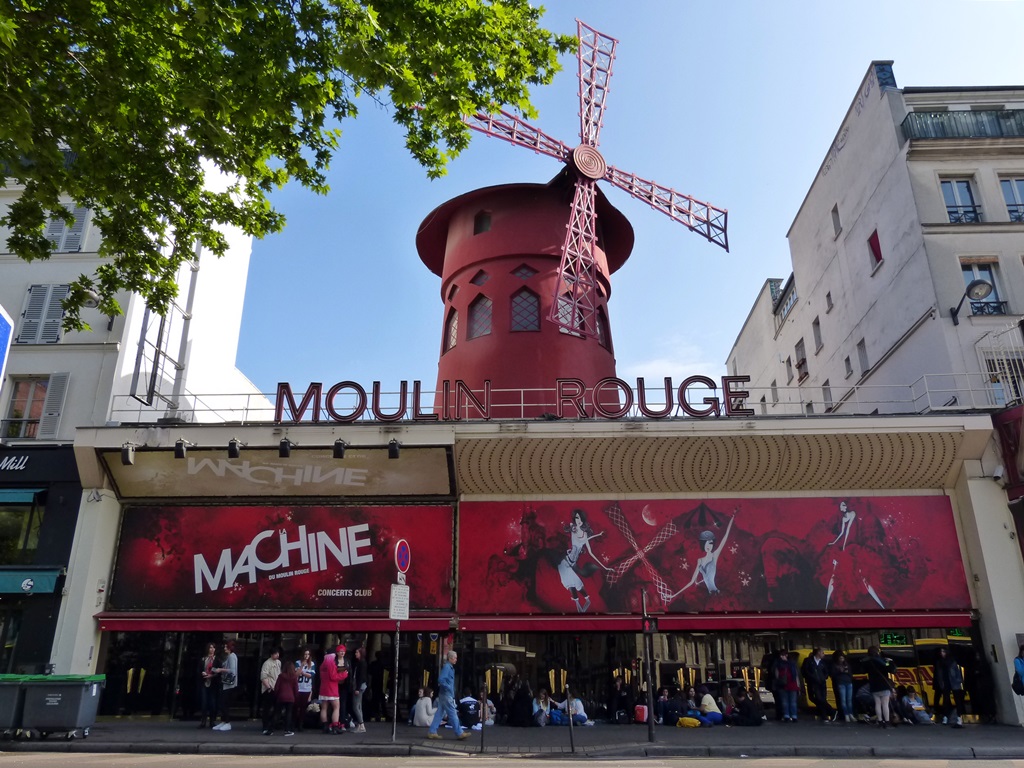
xmin=470 ymin=270 xmax=490 ymax=286
xmin=597 ymin=308 xmax=611 ymax=350
xmin=467 ymin=295 xmax=493 ymax=339
xmin=473 ymin=210 xmax=492 ymax=234
xmin=556 ymin=295 xmax=584 ymax=338
xmin=443 ymin=309 xmax=458 ymax=353
xmin=447 ymin=285 xmax=459 ymax=302
xmin=512 ymin=264 xmax=538 ymax=280
xmin=510 ymin=288 xmax=540 ymax=331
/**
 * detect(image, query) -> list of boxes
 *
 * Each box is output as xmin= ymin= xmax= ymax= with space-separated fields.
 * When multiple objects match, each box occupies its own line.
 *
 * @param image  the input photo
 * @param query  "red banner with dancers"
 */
xmin=456 ymin=497 xmax=970 ymax=615
xmin=109 ymin=505 xmax=454 ymax=611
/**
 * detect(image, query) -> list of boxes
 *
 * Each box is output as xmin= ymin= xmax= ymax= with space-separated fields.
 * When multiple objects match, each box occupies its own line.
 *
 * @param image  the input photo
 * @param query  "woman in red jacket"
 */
xmin=319 ymin=644 xmax=349 ymax=734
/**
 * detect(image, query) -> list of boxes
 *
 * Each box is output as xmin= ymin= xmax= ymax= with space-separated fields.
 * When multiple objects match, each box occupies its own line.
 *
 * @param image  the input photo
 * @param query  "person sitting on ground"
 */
xmin=732 ymin=687 xmax=764 ymax=727
xmin=697 ymin=685 xmax=724 ymax=725
xmin=662 ymin=689 xmax=684 ymax=727
xmin=473 ymin=687 xmax=496 ymax=730
xmin=853 ymin=681 xmax=874 ymax=721
xmin=553 ymin=691 xmax=591 ymax=726
xmin=653 ymin=687 xmax=670 ymax=725
xmin=458 ymin=686 xmax=480 ymax=729
xmin=412 ymin=687 xmax=437 ymax=727
xmin=718 ymin=685 xmax=737 ymax=723
xmin=901 ymin=686 xmax=934 ymax=725
xmin=532 ymin=688 xmax=553 ymax=726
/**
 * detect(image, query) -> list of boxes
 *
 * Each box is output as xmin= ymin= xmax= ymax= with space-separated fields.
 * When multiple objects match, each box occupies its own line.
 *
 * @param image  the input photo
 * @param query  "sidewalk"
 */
xmin=2 ymin=716 xmax=1023 ymax=759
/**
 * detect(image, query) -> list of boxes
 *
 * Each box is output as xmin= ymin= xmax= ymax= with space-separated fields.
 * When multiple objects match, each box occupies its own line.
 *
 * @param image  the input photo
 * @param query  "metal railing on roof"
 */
xmin=902 ymin=109 xmax=1024 ymax=140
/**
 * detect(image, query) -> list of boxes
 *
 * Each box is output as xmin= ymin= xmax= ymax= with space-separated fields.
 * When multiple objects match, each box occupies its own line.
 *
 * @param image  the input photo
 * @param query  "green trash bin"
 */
xmin=20 ymin=675 xmax=105 ymax=739
xmin=0 ymin=675 xmax=28 ymax=737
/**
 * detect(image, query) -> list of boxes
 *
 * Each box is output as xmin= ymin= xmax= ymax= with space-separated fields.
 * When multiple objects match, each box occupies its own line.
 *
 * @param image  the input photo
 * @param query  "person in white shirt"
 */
xmin=554 ymin=691 xmax=591 ymax=725
xmin=260 ymin=648 xmax=282 ymax=735
xmin=412 ymin=687 xmax=438 ymax=727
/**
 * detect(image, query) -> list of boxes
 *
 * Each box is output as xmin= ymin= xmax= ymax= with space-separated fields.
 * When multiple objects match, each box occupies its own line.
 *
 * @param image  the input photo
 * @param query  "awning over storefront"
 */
xmin=0 ymin=488 xmax=44 ymax=503
xmin=0 ymin=567 xmax=62 ymax=594
xmin=94 ymin=611 xmax=454 ymax=632
xmin=457 ymin=611 xmax=974 ymax=632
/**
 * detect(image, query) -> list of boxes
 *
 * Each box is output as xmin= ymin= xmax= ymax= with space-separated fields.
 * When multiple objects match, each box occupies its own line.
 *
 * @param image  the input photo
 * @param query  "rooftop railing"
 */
xmin=902 ymin=109 xmax=1024 ymax=141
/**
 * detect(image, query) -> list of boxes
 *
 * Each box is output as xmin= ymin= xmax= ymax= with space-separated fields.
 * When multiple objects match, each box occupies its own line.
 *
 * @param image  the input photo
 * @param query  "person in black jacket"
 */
xmin=350 ymin=647 xmax=369 ymax=733
xmin=801 ymin=648 xmax=836 ymax=722
xmin=864 ymin=646 xmax=895 ymax=728
xmin=933 ymin=646 xmax=965 ymax=728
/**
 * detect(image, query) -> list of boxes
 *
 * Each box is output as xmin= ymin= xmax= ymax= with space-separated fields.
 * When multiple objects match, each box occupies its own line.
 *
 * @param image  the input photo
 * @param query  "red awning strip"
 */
xmin=96 ymin=610 xmax=973 ymax=633
xmin=457 ymin=611 xmax=974 ymax=632
xmin=94 ymin=612 xmax=453 ymax=632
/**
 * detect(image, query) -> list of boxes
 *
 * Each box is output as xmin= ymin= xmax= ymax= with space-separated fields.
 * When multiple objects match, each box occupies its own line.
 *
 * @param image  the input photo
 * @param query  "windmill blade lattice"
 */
xmin=464 ymin=19 xmax=729 ymax=337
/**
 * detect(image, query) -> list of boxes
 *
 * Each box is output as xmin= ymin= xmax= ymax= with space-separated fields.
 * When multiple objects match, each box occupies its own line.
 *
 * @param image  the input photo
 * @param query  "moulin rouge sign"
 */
xmin=275 ymin=376 xmax=755 ymax=423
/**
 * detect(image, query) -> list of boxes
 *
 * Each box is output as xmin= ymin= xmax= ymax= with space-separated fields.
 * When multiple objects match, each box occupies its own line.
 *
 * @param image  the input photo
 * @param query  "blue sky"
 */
xmin=235 ymin=0 xmax=1024 ymax=395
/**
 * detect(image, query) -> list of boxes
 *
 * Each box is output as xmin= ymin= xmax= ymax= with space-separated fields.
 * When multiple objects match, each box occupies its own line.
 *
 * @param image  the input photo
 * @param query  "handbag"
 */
xmin=222 ymin=671 xmax=236 ymax=686
xmin=1012 ymin=670 xmax=1024 ymax=696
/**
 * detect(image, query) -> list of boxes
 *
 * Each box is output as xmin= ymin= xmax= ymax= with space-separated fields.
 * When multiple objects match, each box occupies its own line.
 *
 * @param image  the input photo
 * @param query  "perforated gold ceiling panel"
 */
xmin=454 ymin=423 xmax=972 ymax=496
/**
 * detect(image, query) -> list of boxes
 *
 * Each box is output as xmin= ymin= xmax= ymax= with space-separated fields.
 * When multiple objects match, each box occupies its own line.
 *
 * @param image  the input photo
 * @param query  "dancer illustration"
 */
xmin=670 ymin=512 xmax=736 ymax=598
xmin=825 ymin=500 xmax=884 ymax=610
xmin=558 ymin=509 xmax=612 ymax=613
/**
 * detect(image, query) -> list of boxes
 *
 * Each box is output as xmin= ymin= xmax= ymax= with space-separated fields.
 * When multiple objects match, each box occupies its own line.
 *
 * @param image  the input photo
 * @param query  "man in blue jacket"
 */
xmin=428 ymin=650 xmax=471 ymax=740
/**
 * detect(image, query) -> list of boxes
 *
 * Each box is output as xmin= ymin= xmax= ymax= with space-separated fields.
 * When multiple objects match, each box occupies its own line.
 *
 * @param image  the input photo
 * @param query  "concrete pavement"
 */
xmin=1 ymin=716 xmax=1022 ymax=759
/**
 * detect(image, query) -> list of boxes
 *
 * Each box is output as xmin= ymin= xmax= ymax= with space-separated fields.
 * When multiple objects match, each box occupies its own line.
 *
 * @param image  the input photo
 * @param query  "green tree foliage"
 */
xmin=0 ymin=0 xmax=573 ymax=328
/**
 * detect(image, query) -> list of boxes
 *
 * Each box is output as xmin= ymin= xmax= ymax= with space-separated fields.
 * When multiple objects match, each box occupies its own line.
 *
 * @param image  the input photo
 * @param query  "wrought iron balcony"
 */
xmin=1008 ymin=204 xmax=1024 ymax=223
xmin=902 ymin=109 xmax=1024 ymax=140
xmin=969 ymin=300 xmax=1008 ymax=317
xmin=946 ymin=205 xmax=982 ymax=224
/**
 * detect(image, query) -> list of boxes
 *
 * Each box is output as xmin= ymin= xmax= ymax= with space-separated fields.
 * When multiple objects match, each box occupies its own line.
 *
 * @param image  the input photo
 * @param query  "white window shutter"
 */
xmin=39 ymin=284 xmax=69 ymax=343
xmin=44 ymin=216 xmax=67 ymax=251
xmin=36 ymin=372 xmax=70 ymax=440
xmin=61 ymin=206 xmax=89 ymax=252
xmin=16 ymin=284 xmax=68 ymax=344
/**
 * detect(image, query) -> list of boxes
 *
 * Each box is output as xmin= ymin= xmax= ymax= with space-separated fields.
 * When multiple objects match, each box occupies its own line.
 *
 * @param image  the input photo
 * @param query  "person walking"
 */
xmin=831 ymin=651 xmax=855 ymax=722
xmin=351 ymin=647 xmax=368 ymax=733
xmin=212 ymin=640 xmax=238 ymax=731
xmin=274 ymin=661 xmax=299 ymax=736
xmin=259 ymin=647 xmax=282 ymax=735
xmin=428 ymin=650 xmax=471 ymax=741
xmin=294 ymin=647 xmax=316 ymax=732
xmin=772 ymin=649 xmax=801 ymax=722
xmin=864 ymin=646 xmax=894 ymax=728
xmin=933 ymin=646 xmax=965 ymax=728
xmin=197 ymin=642 xmax=221 ymax=728
xmin=802 ymin=648 xmax=837 ymax=722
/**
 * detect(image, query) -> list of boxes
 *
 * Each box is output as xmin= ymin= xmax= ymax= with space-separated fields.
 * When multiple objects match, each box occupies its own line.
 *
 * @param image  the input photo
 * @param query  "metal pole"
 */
xmin=565 ymin=683 xmax=575 ymax=753
xmin=391 ymin=621 xmax=400 ymax=743
xmin=643 ymin=591 xmax=655 ymax=743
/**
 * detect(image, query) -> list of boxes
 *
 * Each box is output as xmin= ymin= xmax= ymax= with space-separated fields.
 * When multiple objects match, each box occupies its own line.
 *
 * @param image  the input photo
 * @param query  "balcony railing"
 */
xmin=902 ymin=109 xmax=1024 ymax=140
xmin=969 ymin=300 xmax=1009 ymax=317
xmin=946 ymin=205 xmax=982 ymax=224
xmin=1008 ymin=204 xmax=1024 ymax=223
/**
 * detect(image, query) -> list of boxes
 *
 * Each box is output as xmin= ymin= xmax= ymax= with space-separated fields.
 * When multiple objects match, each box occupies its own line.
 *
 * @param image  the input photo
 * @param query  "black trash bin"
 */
xmin=21 ymin=675 xmax=105 ymax=739
xmin=0 ymin=675 xmax=28 ymax=738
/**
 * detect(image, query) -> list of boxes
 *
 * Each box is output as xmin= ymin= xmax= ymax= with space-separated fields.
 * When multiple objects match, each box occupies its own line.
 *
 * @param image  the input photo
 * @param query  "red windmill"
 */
xmin=417 ymin=20 xmax=728 ymax=418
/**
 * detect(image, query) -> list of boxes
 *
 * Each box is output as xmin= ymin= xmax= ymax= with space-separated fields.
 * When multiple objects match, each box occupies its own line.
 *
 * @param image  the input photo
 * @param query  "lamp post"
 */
xmin=950 ymin=279 xmax=994 ymax=325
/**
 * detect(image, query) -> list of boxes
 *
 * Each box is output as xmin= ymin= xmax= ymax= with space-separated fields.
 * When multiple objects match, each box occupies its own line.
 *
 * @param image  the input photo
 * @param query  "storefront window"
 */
xmin=0 ymin=496 xmax=44 ymax=564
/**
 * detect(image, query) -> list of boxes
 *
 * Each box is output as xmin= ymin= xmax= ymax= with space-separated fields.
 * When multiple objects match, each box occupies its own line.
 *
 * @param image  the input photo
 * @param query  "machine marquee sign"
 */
xmin=0 ymin=455 xmax=29 ymax=471
xmin=275 ymin=375 xmax=754 ymax=423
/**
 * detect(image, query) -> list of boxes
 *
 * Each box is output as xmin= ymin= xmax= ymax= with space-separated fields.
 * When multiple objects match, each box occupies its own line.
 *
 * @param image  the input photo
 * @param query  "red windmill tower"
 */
xmin=416 ymin=21 xmax=727 ymax=419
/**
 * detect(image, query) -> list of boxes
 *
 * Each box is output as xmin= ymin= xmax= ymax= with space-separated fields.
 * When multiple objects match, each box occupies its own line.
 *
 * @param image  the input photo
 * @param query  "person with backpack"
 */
xmin=933 ymin=646 xmax=965 ymax=728
xmin=772 ymin=649 xmax=801 ymax=722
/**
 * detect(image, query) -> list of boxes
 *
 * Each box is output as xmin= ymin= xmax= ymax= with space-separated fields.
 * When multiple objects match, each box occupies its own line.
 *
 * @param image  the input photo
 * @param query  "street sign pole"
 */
xmin=390 ymin=540 xmax=411 ymax=744
xmin=391 ymin=619 xmax=400 ymax=743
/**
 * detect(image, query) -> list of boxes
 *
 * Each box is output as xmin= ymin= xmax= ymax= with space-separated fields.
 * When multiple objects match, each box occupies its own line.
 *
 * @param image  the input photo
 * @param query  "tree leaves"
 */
xmin=0 ymin=0 xmax=573 ymax=329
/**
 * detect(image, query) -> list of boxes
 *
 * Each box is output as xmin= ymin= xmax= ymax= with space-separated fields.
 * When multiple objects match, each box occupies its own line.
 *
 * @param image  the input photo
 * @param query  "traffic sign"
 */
xmin=394 ymin=539 xmax=411 ymax=574
xmin=389 ymin=583 xmax=410 ymax=621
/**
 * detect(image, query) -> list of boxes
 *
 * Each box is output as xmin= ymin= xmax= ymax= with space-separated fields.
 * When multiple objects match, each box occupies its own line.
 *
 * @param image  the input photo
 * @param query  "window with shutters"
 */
xmin=3 ymin=373 xmax=68 ymax=440
xmin=467 ymin=295 xmax=492 ymax=339
xmin=16 ymin=284 xmax=69 ymax=344
xmin=443 ymin=309 xmax=458 ymax=353
xmin=510 ymin=288 xmax=540 ymax=332
xmin=44 ymin=206 xmax=90 ymax=252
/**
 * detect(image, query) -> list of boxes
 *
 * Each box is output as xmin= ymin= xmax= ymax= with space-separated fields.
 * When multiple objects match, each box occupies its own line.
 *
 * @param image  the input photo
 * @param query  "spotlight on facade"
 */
xmin=174 ymin=439 xmax=189 ymax=459
xmin=279 ymin=438 xmax=295 ymax=458
xmin=120 ymin=443 xmax=135 ymax=466
xmin=227 ymin=439 xmax=242 ymax=459
xmin=950 ymin=278 xmax=993 ymax=325
xmin=388 ymin=439 xmax=401 ymax=460
xmin=82 ymin=289 xmax=101 ymax=309
xmin=333 ymin=439 xmax=346 ymax=459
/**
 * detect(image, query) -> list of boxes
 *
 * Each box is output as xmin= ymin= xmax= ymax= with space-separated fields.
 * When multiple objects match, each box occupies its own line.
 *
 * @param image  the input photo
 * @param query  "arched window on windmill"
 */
xmin=596 ymin=307 xmax=611 ymax=350
xmin=473 ymin=210 xmax=492 ymax=235
xmin=510 ymin=288 xmax=540 ymax=332
xmin=556 ymin=294 xmax=584 ymax=338
xmin=468 ymin=295 xmax=493 ymax=339
xmin=443 ymin=308 xmax=458 ymax=353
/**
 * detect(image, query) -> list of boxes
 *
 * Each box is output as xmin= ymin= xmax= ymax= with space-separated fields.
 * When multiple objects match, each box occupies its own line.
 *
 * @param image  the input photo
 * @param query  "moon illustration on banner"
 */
xmin=641 ymin=505 xmax=657 ymax=526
